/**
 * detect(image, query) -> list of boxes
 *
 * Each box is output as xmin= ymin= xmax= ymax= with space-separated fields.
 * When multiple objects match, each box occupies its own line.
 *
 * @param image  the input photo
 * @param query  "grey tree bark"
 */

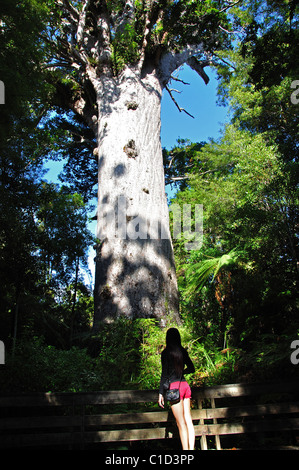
xmin=93 ymin=66 xmax=179 ymax=323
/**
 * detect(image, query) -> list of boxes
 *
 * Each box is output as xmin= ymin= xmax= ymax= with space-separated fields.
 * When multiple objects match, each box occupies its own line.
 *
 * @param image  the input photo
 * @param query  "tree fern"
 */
xmin=185 ymin=249 xmax=241 ymax=294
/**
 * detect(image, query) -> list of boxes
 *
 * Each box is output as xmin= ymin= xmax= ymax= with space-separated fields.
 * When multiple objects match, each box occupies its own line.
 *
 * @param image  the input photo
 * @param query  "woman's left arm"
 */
xmin=158 ymin=351 xmax=169 ymax=408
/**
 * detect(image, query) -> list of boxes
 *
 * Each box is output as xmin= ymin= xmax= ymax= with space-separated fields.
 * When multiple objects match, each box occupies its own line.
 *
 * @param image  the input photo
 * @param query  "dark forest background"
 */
xmin=0 ymin=0 xmax=298 ymax=392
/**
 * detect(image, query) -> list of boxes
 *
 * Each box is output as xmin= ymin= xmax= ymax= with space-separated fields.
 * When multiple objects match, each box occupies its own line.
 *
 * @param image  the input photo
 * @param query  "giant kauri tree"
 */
xmin=47 ymin=0 xmax=238 ymax=325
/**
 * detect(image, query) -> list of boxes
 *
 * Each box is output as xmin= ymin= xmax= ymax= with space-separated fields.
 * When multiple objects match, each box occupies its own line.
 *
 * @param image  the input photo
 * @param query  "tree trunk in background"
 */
xmin=93 ymin=67 xmax=179 ymax=325
xmin=47 ymin=1 xmax=227 ymax=326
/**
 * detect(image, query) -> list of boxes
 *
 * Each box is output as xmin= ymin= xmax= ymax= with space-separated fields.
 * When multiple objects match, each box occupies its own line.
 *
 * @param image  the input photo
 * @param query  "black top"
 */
xmin=159 ymin=346 xmax=195 ymax=395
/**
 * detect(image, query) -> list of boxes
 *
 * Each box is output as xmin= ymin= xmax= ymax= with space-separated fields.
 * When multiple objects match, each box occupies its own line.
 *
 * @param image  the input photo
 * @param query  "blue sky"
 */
xmin=161 ymin=66 xmax=229 ymax=201
xmin=161 ymin=66 xmax=229 ymax=149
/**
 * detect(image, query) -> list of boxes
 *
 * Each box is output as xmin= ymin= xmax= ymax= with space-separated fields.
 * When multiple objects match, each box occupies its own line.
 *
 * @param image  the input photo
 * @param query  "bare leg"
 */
xmin=171 ymin=400 xmax=189 ymax=450
xmin=183 ymin=398 xmax=195 ymax=450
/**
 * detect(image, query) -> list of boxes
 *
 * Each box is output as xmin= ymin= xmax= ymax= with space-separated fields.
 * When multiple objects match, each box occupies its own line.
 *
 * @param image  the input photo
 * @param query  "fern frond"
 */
xmin=186 ymin=249 xmax=241 ymax=293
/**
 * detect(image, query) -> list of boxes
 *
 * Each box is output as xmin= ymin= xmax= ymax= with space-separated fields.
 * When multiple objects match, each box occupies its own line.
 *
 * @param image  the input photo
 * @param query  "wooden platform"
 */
xmin=1 ymin=381 xmax=299 ymax=449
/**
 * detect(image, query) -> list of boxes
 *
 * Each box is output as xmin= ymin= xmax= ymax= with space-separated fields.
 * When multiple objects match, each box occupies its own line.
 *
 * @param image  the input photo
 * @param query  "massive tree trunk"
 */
xmin=93 ymin=66 xmax=179 ymax=324
xmin=50 ymin=0 xmax=229 ymax=326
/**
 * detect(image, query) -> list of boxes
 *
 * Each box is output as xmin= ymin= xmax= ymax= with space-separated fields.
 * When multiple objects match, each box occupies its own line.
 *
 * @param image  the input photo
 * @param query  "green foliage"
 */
xmin=158 ymin=0 xmax=229 ymax=51
xmin=111 ymin=23 xmax=140 ymax=74
xmin=43 ymin=112 xmax=97 ymax=203
xmin=36 ymin=183 xmax=93 ymax=281
xmin=0 ymin=318 xmax=243 ymax=393
xmin=168 ymin=1 xmax=298 ymax=382
xmin=185 ymin=249 xmax=242 ymax=294
xmin=0 ymin=0 xmax=53 ymax=141
xmin=216 ymin=1 xmax=299 ymax=163
xmin=89 ymin=318 xmax=142 ymax=390
xmin=0 ymin=336 xmax=97 ymax=393
xmin=163 ymin=139 xmax=206 ymax=191
xmin=172 ymin=122 xmax=298 ymax=352
xmin=0 ymin=152 xmax=94 ymax=349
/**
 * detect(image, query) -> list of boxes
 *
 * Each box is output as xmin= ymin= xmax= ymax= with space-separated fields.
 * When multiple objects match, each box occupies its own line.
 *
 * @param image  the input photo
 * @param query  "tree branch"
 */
xmin=165 ymin=85 xmax=194 ymax=119
xmin=159 ymin=43 xmax=205 ymax=85
xmin=166 ymin=175 xmax=190 ymax=183
xmin=170 ymin=74 xmax=190 ymax=86
xmin=77 ymin=0 xmax=91 ymax=45
xmin=96 ymin=5 xmax=112 ymax=67
xmin=212 ymin=52 xmax=237 ymax=71
xmin=186 ymin=56 xmax=210 ymax=85
xmin=138 ymin=11 xmax=151 ymax=71
xmin=57 ymin=0 xmax=79 ymax=23
xmin=220 ymin=0 xmax=243 ymax=13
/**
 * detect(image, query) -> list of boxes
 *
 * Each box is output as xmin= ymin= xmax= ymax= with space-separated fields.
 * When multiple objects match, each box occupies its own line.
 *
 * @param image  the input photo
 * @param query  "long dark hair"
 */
xmin=165 ymin=328 xmax=183 ymax=376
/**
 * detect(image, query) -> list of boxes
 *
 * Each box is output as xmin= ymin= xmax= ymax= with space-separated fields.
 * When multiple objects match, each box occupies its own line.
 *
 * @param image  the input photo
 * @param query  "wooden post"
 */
xmin=211 ymin=398 xmax=221 ymax=450
xmin=80 ymin=404 xmax=85 ymax=450
xmin=198 ymin=399 xmax=208 ymax=450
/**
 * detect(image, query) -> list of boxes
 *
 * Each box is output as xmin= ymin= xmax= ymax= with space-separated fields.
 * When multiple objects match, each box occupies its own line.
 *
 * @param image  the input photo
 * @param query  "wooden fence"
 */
xmin=1 ymin=381 xmax=299 ymax=449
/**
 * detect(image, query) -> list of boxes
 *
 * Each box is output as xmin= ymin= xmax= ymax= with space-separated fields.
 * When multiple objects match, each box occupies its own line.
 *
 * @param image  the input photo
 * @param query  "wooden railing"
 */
xmin=1 ymin=381 xmax=299 ymax=450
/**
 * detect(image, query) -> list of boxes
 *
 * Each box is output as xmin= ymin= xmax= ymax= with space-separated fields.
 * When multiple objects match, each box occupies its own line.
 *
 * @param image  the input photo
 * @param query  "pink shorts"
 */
xmin=170 ymin=381 xmax=192 ymax=400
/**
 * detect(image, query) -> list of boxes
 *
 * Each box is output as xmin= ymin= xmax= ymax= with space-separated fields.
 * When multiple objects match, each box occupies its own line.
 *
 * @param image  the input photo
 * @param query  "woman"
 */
xmin=158 ymin=328 xmax=195 ymax=450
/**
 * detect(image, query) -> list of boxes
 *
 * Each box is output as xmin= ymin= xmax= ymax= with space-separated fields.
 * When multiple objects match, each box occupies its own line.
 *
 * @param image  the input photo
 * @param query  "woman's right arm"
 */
xmin=158 ymin=393 xmax=164 ymax=408
xmin=183 ymin=349 xmax=195 ymax=375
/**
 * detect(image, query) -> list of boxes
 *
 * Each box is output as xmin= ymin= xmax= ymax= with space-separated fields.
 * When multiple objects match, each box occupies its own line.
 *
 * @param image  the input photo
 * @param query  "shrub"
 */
xmin=0 ymin=336 xmax=97 ymax=393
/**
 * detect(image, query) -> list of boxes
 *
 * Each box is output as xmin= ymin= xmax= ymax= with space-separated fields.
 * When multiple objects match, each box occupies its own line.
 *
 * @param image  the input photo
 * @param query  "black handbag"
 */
xmin=164 ymin=376 xmax=182 ymax=404
xmin=165 ymin=387 xmax=180 ymax=404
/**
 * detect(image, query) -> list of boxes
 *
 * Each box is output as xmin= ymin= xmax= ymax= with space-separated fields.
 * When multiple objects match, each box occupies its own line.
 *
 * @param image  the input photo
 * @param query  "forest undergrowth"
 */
xmin=1 ymin=315 xmax=297 ymax=394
